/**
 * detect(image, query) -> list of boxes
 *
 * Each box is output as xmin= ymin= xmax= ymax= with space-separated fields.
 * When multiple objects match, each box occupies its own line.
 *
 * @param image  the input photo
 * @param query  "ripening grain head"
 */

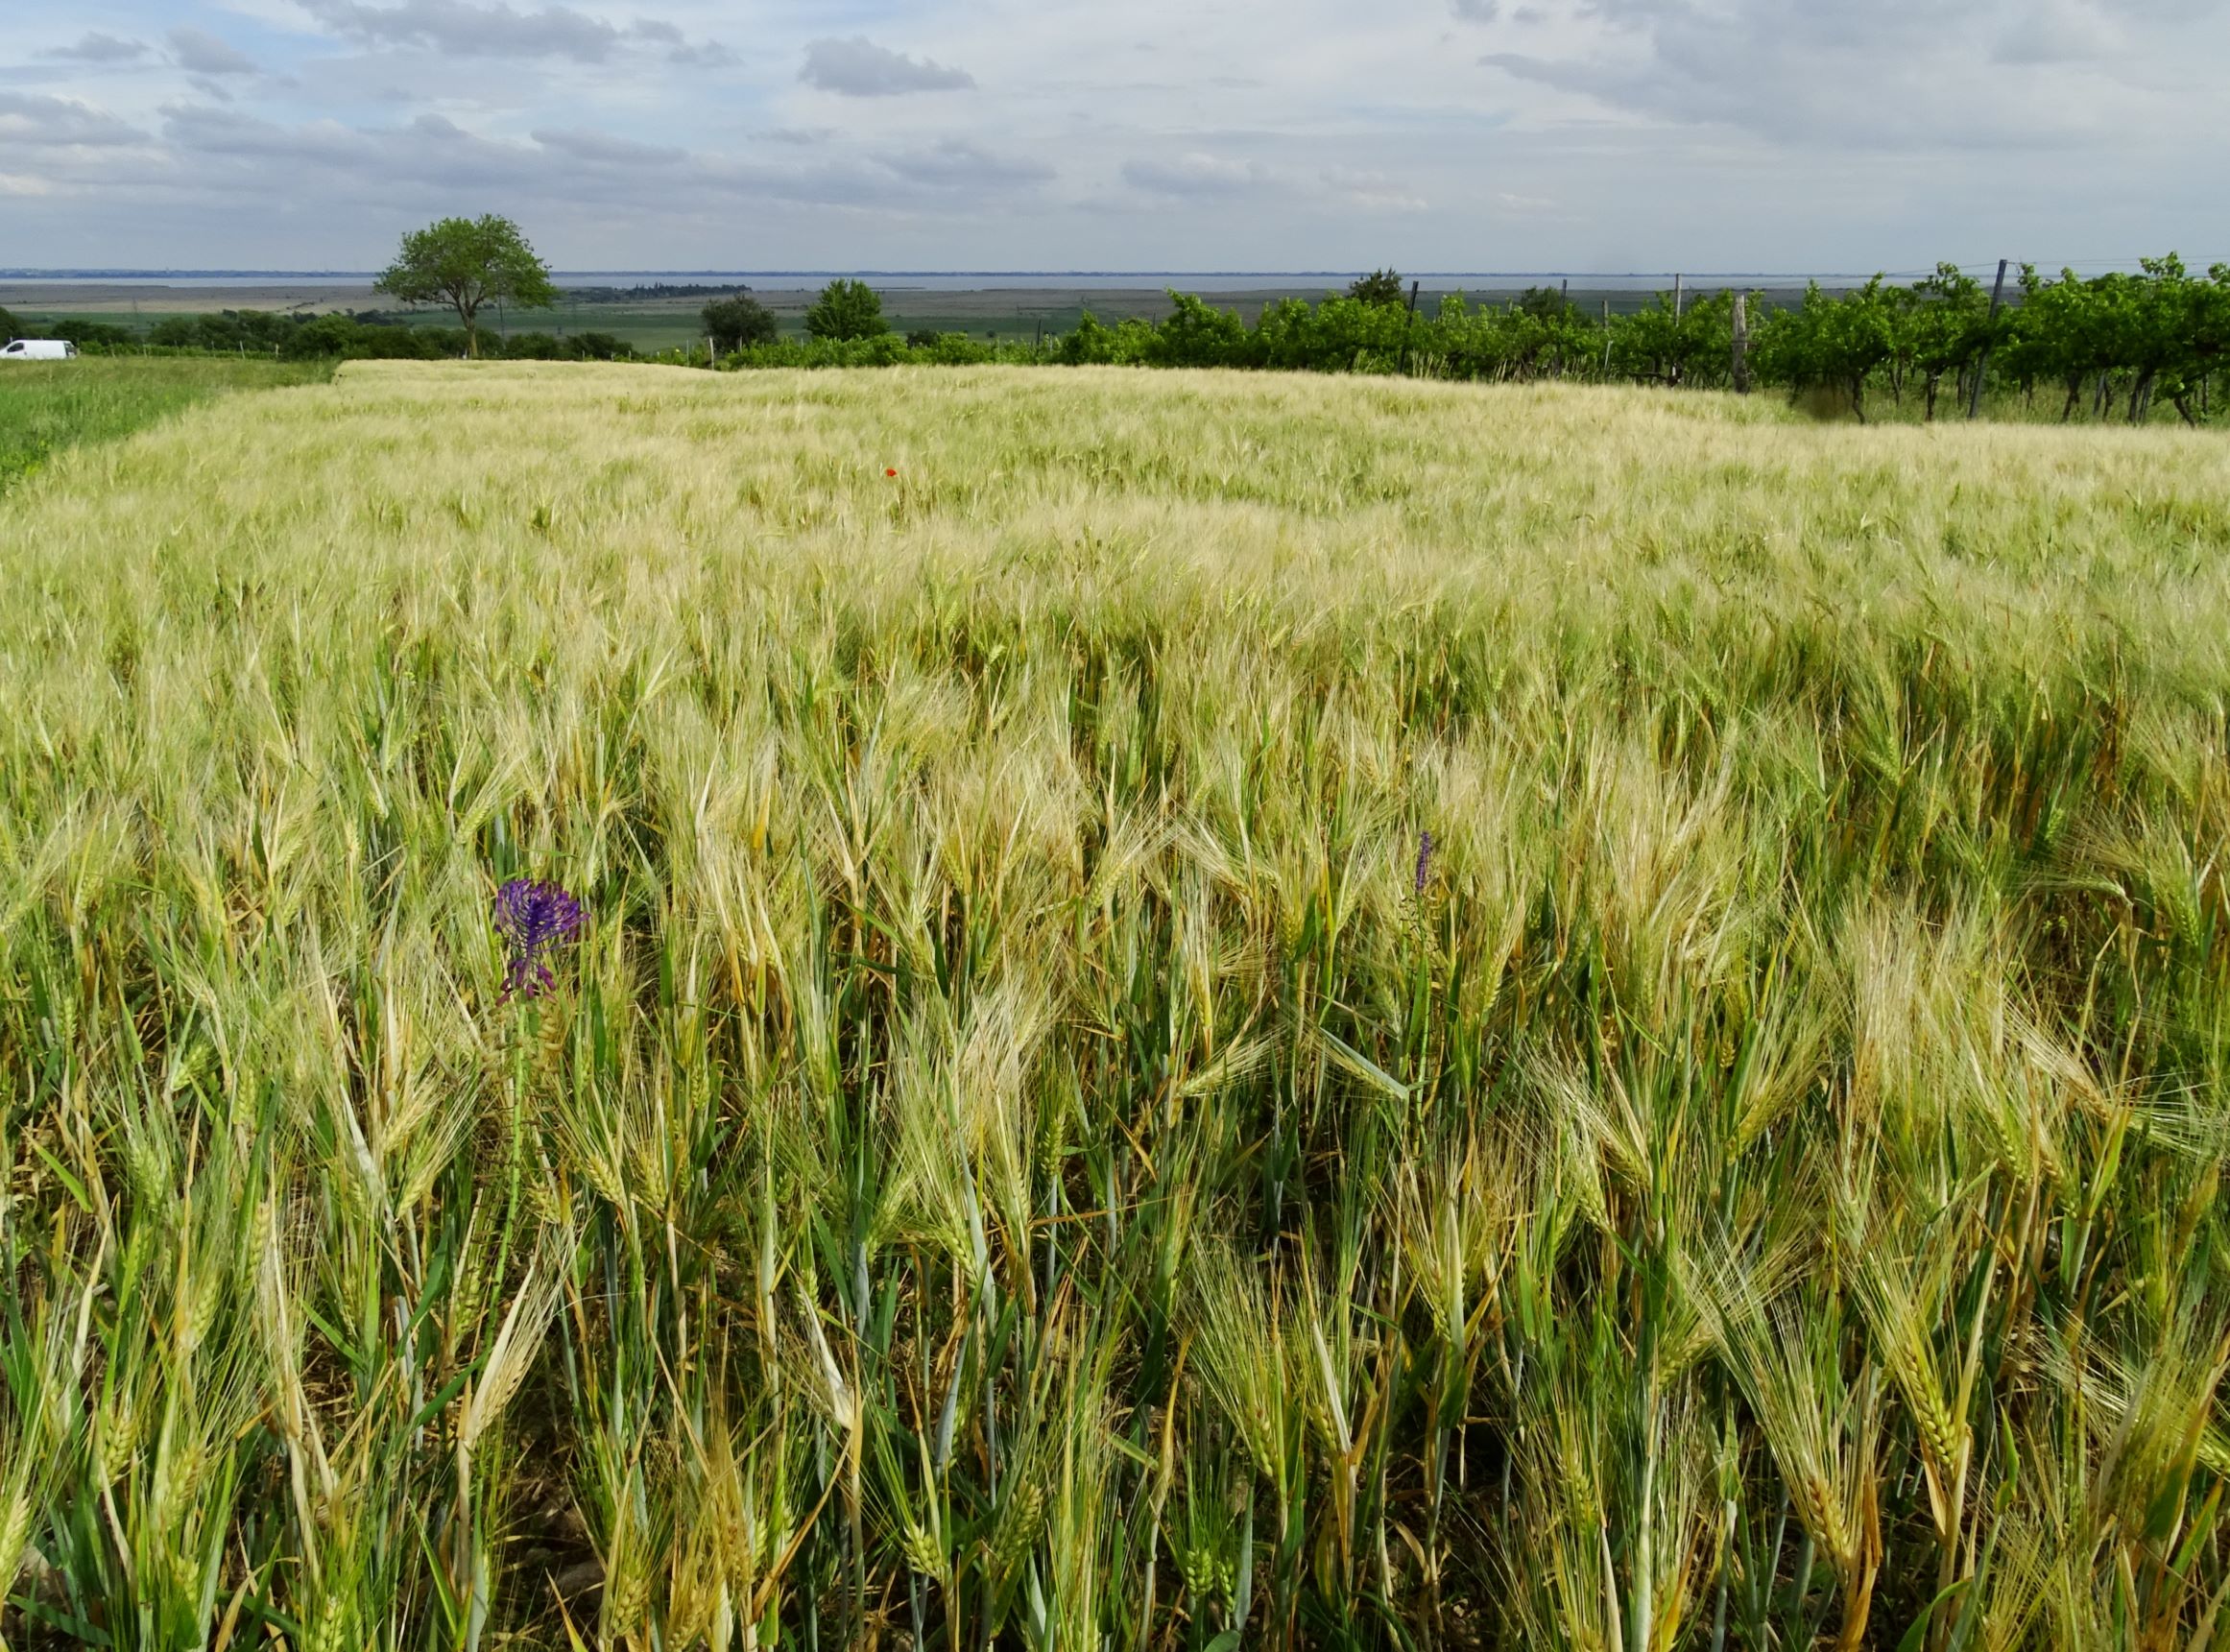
xmin=2 ymin=361 xmax=2227 ymax=1648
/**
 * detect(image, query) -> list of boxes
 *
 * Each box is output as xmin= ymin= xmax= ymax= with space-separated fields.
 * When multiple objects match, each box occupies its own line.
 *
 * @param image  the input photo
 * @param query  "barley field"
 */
xmin=3 ymin=361 xmax=2228 ymax=1651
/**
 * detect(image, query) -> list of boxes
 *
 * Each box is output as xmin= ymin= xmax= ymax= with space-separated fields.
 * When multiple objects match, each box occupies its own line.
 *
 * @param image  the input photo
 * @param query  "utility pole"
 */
xmin=1967 ymin=258 xmax=2010 ymax=420
xmin=1732 ymin=293 xmax=1751 ymax=394
xmin=1673 ymin=274 xmax=1684 ymax=321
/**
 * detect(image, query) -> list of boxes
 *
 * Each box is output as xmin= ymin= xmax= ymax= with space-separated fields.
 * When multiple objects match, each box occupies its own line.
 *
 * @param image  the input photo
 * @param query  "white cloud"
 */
xmin=531 ymin=127 xmax=685 ymax=165
xmin=1322 ymin=166 xmax=1428 ymax=213
xmin=1122 ymin=153 xmax=1271 ymax=197
xmin=1473 ymin=0 xmax=2203 ymax=151
xmin=1994 ymin=0 xmax=2122 ymax=65
xmin=799 ymin=37 xmax=974 ymax=97
xmin=169 ymin=28 xmax=260 ymax=76
xmin=292 ymin=0 xmax=709 ymax=63
xmin=3 ymin=0 xmax=2224 ymax=273
xmin=0 ymin=91 xmax=149 ymax=148
xmin=880 ymin=139 xmax=1052 ymax=190
xmin=45 ymin=33 xmax=151 ymax=63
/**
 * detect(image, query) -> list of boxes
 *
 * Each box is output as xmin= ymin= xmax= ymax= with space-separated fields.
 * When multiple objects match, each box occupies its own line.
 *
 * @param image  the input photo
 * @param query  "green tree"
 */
xmin=803 ymin=279 xmax=889 ymax=342
xmin=372 ymin=215 xmax=557 ymax=359
xmin=281 ymin=313 xmax=369 ymax=358
xmin=1608 ymin=290 xmax=1738 ymax=389
xmin=703 ymin=293 xmax=778 ymax=353
xmin=1754 ymin=278 xmax=1897 ymax=419
xmin=0 ymin=305 xmax=21 ymax=342
xmin=2180 ymin=264 xmax=2230 ymax=423
xmin=1903 ymin=265 xmax=1993 ymax=419
xmin=1348 ymin=269 xmax=1405 ymax=307
xmin=1147 ymin=291 xmax=1253 ymax=368
xmin=2001 ymin=266 xmax=2095 ymax=419
xmin=49 ymin=319 xmax=134 ymax=350
xmin=2120 ymin=254 xmax=2218 ymax=423
xmin=1514 ymin=285 xmax=1575 ymax=323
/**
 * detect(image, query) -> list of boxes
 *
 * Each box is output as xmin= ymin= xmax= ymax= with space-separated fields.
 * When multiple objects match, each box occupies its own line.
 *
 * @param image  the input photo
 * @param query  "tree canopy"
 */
xmin=803 ymin=279 xmax=889 ymax=343
xmin=704 ymin=294 xmax=779 ymax=353
xmin=373 ymin=215 xmax=557 ymax=358
xmin=1347 ymin=269 xmax=1406 ymax=307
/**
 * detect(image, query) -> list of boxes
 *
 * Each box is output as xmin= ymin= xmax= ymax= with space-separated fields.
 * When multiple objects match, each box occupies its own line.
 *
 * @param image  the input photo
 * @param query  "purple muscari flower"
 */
xmin=1415 ymin=830 xmax=1433 ymax=896
xmin=494 ymin=878 xmax=586 ymax=1001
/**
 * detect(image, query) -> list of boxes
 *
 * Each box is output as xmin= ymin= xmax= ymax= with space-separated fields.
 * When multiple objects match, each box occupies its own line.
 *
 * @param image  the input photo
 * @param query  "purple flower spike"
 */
xmin=1415 ymin=830 xmax=1433 ymax=897
xmin=494 ymin=878 xmax=586 ymax=1001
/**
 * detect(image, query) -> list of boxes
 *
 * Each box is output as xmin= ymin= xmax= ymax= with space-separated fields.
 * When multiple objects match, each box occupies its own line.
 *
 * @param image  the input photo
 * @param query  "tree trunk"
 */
xmin=2128 ymin=371 xmax=2155 ymax=423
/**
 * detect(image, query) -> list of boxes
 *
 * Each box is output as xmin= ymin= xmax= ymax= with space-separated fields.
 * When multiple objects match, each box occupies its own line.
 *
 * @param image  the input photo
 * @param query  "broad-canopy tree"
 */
xmin=704 ymin=293 xmax=779 ymax=353
xmin=803 ymin=279 xmax=888 ymax=342
xmin=373 ymin=215 xmax=557 ymax=358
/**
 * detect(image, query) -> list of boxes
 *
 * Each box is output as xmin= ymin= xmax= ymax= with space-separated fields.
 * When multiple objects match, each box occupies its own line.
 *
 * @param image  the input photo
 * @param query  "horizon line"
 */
xmin=1 ymin=267 xmax=1951 ymax=281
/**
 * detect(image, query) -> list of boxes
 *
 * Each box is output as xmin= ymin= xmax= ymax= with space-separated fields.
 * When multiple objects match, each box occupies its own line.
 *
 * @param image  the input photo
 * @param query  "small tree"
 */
xmin=1609 ymin=291 xmax=1738 ymax=388
xmin=804 ymin=279 xmax=889 ymax=342
xmin=1514 ymin=286 xmax=1575 ymax=323
xmin=1348 ymin=269 xmax=1405 ymax=307
xmin=704 ymin=294 xmax=778 ymax=353
xmin=1904 ymin=264 xmax=1993 ymax=420
xmin=373 ymin=215 xmax=557 ymax=359
xmin=0 ymin=305 xmax=21 ymax=342
xmin=1147 ymin=291 xmax=1252 ymax=368
xmin=1754 ymin=278 xmax=1897 ymax=420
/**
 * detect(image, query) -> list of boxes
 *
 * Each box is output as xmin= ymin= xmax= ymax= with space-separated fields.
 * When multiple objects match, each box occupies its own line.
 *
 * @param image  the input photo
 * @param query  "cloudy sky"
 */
xmin=1 ymin=0 xmax=2224 ymax=272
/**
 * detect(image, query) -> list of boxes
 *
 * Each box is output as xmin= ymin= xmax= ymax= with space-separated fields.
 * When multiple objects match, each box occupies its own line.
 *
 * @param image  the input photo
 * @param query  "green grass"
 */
xmin=1 ymin=361 xmax=2227 ymax=1650
xmin=0 ymin=356 xmax=334 ymax=492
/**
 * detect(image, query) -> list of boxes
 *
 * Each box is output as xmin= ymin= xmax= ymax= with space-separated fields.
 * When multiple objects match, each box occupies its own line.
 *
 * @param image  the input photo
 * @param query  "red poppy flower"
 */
xmin=885 ymin=467 xmax=899 ymax=477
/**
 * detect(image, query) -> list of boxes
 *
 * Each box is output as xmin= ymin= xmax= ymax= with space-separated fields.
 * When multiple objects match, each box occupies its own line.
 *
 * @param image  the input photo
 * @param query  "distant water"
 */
xmin=0 ymin=269 xmax=1867 ymax=293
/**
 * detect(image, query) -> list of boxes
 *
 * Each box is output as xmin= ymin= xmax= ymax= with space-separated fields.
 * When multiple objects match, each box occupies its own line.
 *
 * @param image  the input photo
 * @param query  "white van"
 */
xmin=2 ymin=340 xmax=79 ymax=361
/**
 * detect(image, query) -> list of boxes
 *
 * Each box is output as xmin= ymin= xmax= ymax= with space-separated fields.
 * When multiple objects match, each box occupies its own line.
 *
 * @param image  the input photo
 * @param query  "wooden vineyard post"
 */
xmin=1732 ymin=293 xmax=1751 ymax=394
xmin=1967 ymin=258 xmax=2009 ymax=419
xmin=1673 ymin=274 xmax=1684 ymax=320
xmin=1601 ymin=299 xmax=1613 ymax=378
xmin=1398 ymin=279 xmax=1422 ymax=376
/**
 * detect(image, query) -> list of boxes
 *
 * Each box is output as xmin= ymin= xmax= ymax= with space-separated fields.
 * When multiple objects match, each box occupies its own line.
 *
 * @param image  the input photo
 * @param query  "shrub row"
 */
xmin=13 ymin=310 xmax=637 ymax=363
xmin=709 ymin=260 xmax=2229 ymax=425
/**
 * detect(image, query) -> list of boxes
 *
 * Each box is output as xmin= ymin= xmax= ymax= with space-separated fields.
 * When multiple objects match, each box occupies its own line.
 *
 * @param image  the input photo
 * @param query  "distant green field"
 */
xmin=0 ymin=356 xmax=333 ymax=492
